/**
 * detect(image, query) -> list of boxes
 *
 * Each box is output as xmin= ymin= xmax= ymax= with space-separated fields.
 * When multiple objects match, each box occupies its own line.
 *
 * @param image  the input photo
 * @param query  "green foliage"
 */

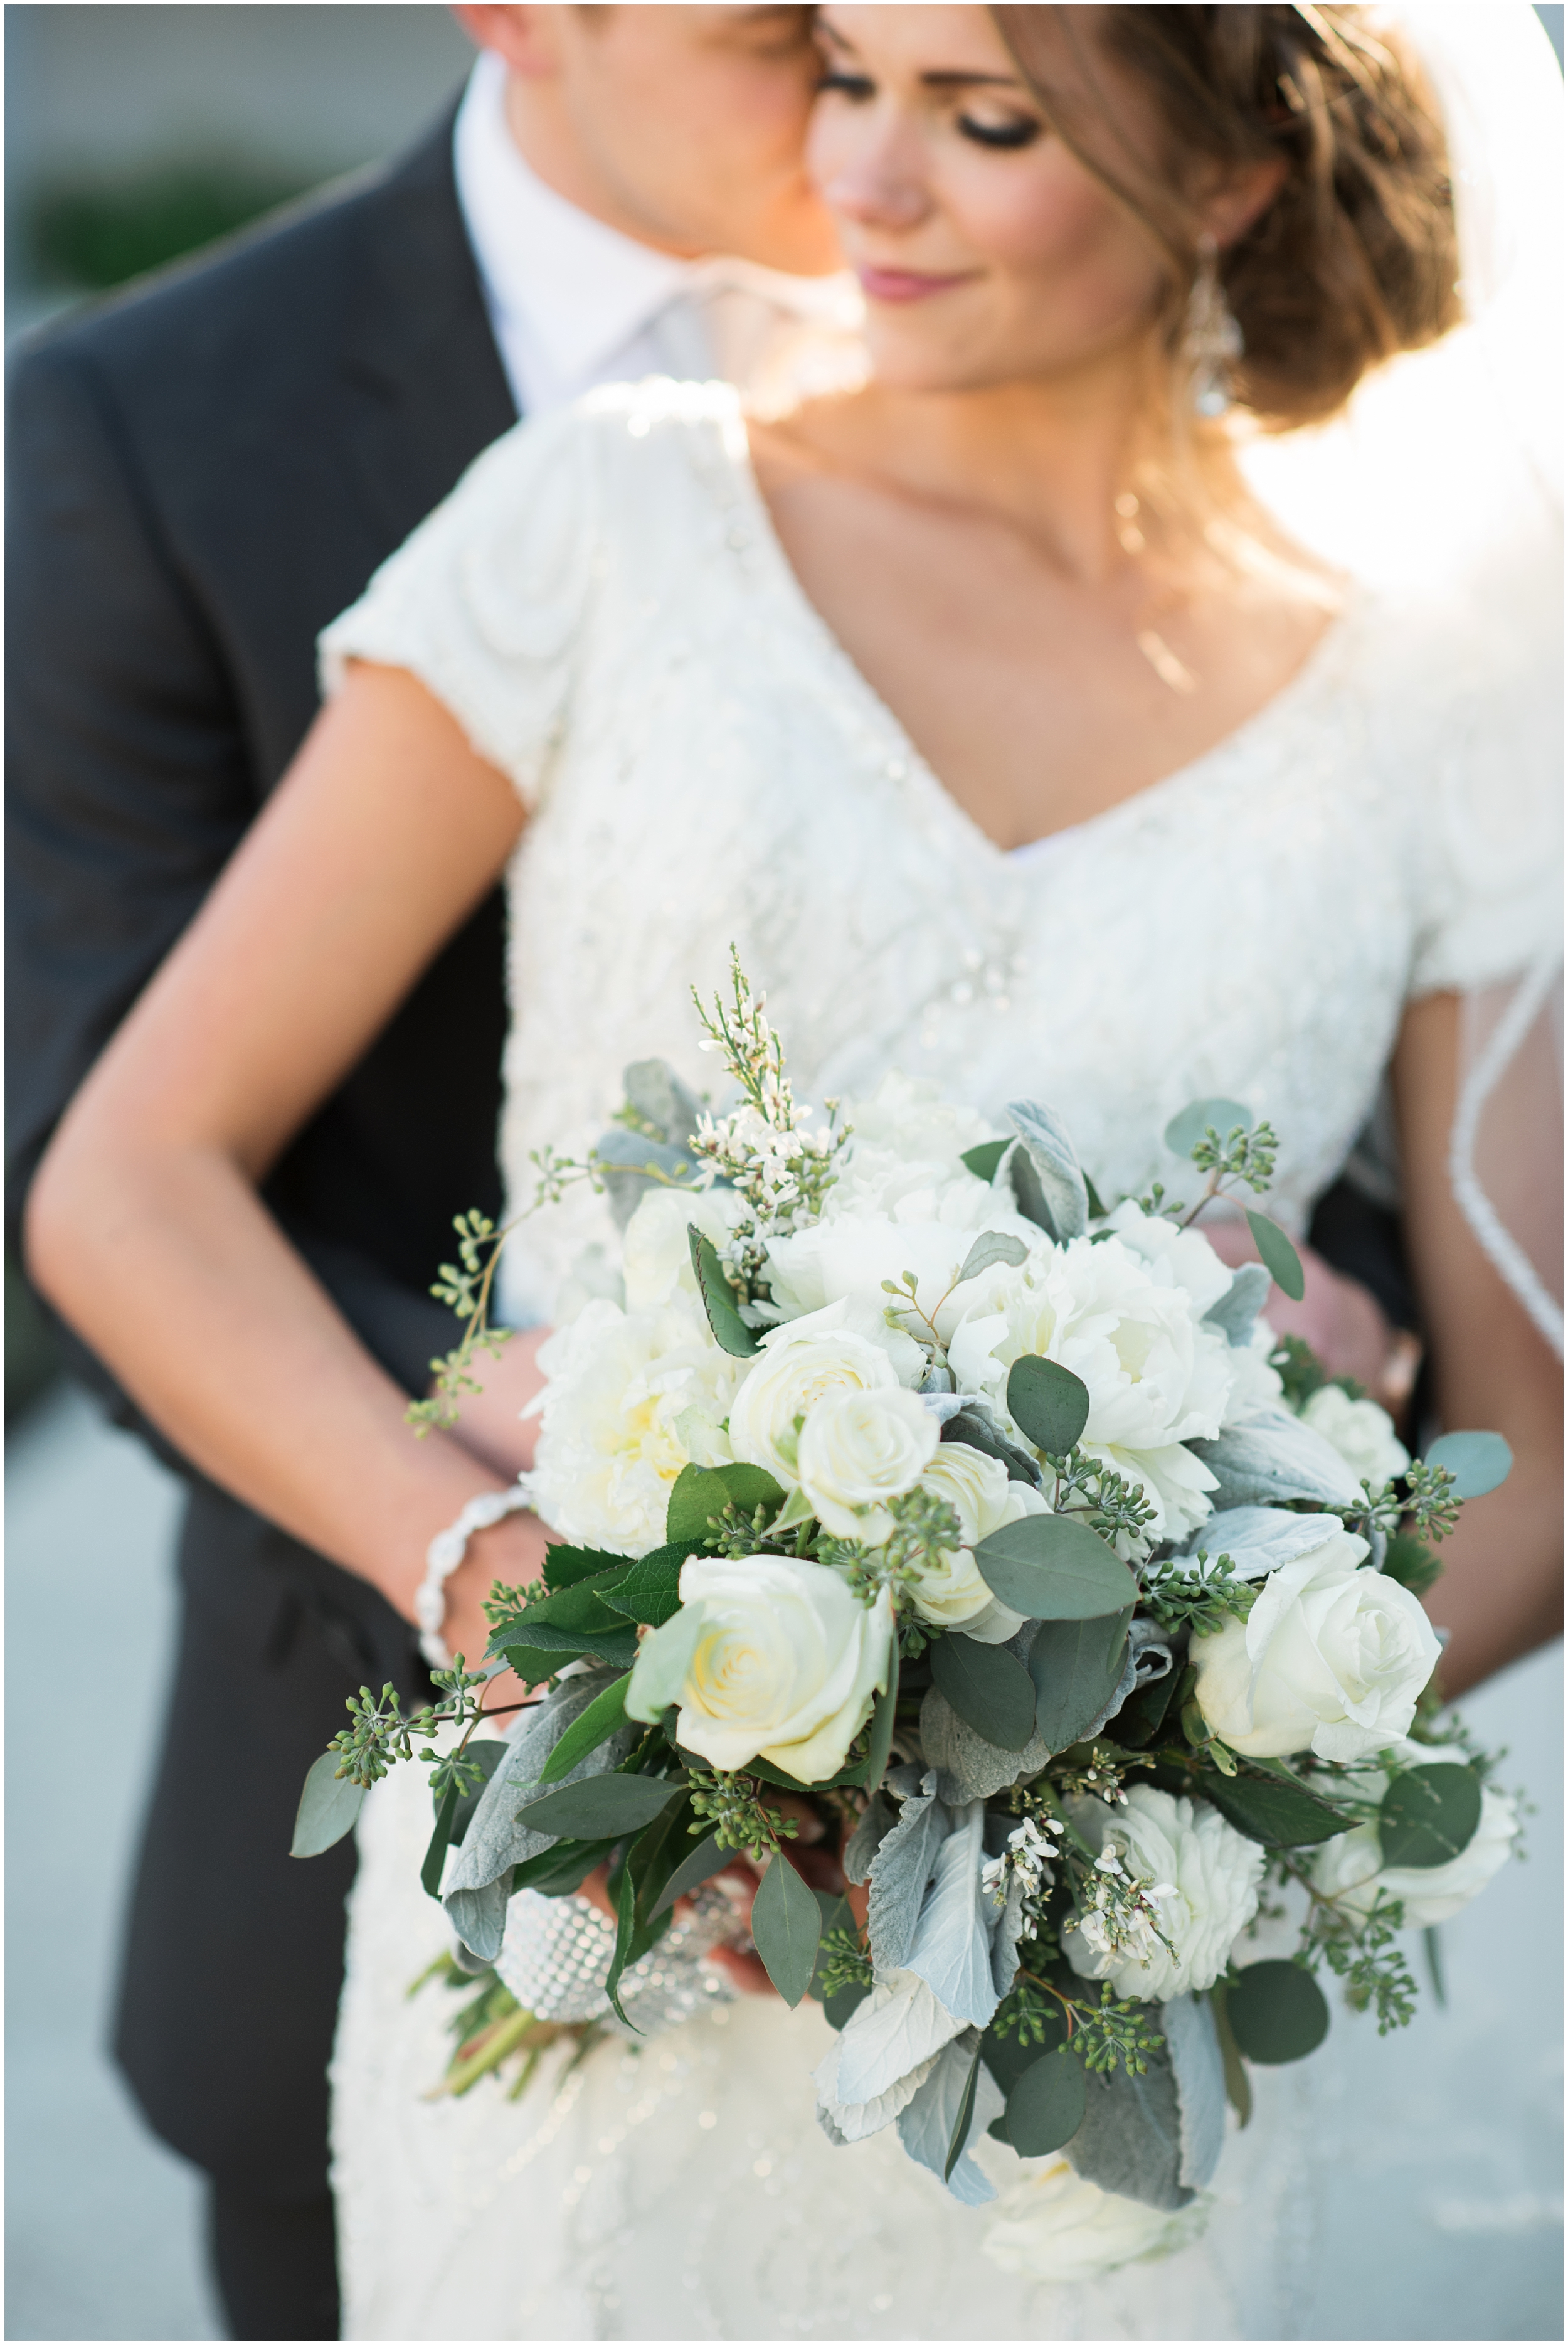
xmin=536 ymin=1673 xmax=632 ymax=1785
xmin=512 ymin=1772 xmax=681 ymax=1840
xmin=1306 ymin=1891 xmax=1417 ymax=2034
xmin=1027 ymin=1610 xmax=1132 ymax=1751
xmin=1424 ymin=1429 xmax=1513 ymax=1499
xmin=816 ymin=1925 xmax=875 ymax=1997
xmin=930 ymin=1632 xmax=1037 ymax=1750
xmin=960 ymin=1138 xmax=1010 ymax=1183
xmin=1199 ymin=1766 xmax=1352 ymax=1849
xmin=32 ymin=167 xmax=309 ymax=291
xmin=1064 ymin=1981 xmax=1166 ymax=2077
xmin=1379 ymin=1763 xmax=1482 ymax=1868
xmin=666 ymin=1459 xmax=782 ymax=1545
xmin=1140 ymin=1545 xmax=1251 ymax=1637
xmin=324 ymin=1664 xmax=489 ymax=1797
xmin=1380 ymin=1530 xmax=1443 ymax=1597
xmin=820 ymin=1484 xmax=965 ymax=1615
xmin=1006 ymin=1356 xmax=1090 ymax=1455
xmin=686 ymin=1769 xmax=798 ymax=1863
xmin=973 ymin=1509 xmax=1139 ymax=1620
xmin=1244 ymin=1210 xmax=1306 ymax=1302
xmin=1163 ymin=1098 xmax=1254 ymax=1162
xmin=291 ymin=1750 xmax=365 ymax=1858
xmin=1007 ymin=2046 xmax=1088 ymax=2154
xmin=1223 ymin=1959 xmax=1331 ymax=2063
xmin=1041 ymin=1446 xmax=1159 ymax=1548
xmin=687 ymin=1228 xmax=761 ymax=1357
xmin=750 ymin=1854 xmax=822 ymax=2007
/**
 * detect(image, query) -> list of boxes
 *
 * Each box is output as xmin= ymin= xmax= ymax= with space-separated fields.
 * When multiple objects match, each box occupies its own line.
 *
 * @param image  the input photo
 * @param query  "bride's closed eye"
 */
xmin=815 ymin=66 xmax=1042 ymax=152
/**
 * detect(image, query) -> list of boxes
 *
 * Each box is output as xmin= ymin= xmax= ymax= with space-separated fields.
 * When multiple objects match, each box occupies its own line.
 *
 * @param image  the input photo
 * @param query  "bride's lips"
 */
xmin=856 ymin=265 xmax=978 ymax=304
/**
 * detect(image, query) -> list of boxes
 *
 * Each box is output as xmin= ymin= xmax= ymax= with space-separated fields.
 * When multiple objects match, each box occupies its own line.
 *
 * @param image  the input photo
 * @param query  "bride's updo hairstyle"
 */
xmin=992 ymin=4 xmax=1460 ymax=430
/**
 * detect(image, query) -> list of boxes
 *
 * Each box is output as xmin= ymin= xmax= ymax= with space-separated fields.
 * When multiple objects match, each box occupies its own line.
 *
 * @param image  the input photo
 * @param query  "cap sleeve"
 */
xmin=319 ymin=404 xmax=600 ymax=811
xmin=1403 ymin=568 xmax=1563 ymax=997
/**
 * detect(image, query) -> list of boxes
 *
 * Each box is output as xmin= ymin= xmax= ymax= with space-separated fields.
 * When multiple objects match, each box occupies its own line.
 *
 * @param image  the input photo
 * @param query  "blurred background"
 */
xmin=5 ymin=6 xmax=1564 ymax=2341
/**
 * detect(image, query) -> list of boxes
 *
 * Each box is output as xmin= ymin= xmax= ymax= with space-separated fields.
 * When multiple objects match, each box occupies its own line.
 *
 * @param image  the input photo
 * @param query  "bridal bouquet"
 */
xmin=298 ymin=954 xmax=1518 ymax=2257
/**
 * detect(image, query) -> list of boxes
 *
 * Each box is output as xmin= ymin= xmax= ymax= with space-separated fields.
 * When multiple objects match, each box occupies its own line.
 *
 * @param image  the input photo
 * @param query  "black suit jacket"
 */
xmin=6 ymin=109 xmax=519 ymax=2199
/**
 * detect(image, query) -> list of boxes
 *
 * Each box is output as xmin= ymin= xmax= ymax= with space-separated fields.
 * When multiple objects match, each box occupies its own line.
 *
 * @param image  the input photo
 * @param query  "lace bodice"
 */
xmin=322 ymin=378 xmax=1558 ymax=1332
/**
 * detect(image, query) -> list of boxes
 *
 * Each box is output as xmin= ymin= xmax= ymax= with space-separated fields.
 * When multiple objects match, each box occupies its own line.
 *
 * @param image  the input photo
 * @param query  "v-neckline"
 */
xmin=724 ymin=405 xmax=1355 ymax=875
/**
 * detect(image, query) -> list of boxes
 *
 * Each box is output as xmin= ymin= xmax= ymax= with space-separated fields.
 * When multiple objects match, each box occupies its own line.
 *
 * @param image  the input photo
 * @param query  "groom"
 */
xmin=7 ymin=9 xmax=843 ymax=2336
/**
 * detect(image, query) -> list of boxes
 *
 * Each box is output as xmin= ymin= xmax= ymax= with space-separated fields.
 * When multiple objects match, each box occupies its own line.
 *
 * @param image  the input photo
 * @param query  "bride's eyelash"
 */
xmin=816 ymin=68 xmax=876 ymax=101
xmin=956 ymin=113 xmax=1043 ymax=151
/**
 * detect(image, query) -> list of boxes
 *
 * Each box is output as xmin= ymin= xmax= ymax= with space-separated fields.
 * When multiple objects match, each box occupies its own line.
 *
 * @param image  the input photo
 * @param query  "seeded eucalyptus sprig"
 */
xmin=686 ymin=1768 xmax=799 ymax=1864
xmin=327 ymin=1661 xmax=490 ymax=1794
xmin=1042 ymin=1446 xmax=1158 ymax=1547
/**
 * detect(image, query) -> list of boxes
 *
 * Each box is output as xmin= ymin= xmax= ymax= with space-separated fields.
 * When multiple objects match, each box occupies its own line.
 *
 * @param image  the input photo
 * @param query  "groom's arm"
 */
xmin=6 ymin=337 xmax=458 ymax=1448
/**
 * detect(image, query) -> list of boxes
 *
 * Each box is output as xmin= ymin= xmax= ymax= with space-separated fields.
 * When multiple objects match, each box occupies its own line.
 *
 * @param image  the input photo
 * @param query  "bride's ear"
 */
xmin=1196 ymin=156 xmax=1290 ymax=250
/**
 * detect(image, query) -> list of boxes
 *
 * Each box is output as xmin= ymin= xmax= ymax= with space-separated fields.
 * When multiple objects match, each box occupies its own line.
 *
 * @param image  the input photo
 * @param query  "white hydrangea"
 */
xmin=908 ymin=1441 xmax=1047 ymax=1640
xmin=948 ymin=1233 xmax=1239 ymax=1543
xmin=522 ymin=1296 xmax=743 ymax=1556
xmin=1310 ymin=1739 xmax=1518 ymax=1928
xmin=1063 ymin=1785 xmax=1264 ymax=2002
xmin=1299 ymin=1383 xmax=1411 ymax=1488
xmin=983 ymin=2157 xmax=1211 ymax=2281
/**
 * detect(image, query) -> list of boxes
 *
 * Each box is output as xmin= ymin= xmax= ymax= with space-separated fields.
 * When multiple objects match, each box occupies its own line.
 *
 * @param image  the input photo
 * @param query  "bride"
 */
xmin=27 ymin=4 xmax=1559 ymax=2336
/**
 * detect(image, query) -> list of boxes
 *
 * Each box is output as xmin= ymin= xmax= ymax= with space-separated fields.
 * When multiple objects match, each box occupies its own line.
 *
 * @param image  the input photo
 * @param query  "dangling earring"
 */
xmin=1183 ymin=233 xmax=1243 ymax=419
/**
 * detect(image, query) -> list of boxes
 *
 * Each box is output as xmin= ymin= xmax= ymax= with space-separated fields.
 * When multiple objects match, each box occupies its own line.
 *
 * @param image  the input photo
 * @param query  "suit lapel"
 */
xmin=336 ymin=109 xmax=519 ymax=556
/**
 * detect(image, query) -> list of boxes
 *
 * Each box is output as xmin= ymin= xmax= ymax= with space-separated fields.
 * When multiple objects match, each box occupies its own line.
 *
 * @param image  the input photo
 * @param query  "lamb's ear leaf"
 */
xmin=961 ymin=1138 xmax=1010 ymax=1183
xmin=1223 ymin=1960 xmax=1330 ymax=2065
xmin=420 ymin=1739 xmax=510 ymax=1895
xmin=1005 ymin=1100 xmax=1088 ymax=1243
xmin=974 ymin=1513 xmax=1137 ymax=1620
xmin=1164 ymin=1097 xmax=1253 ymax=1160
xmin=1244 ymin=1210 xmax=1306 ymax=1302
xmin=928 ymin=1634 xmax=1036 ymax=1750
xmin=943 ymin=2039 xmax=985 ymax=2181
xmin=1424 ymin=1430 xmax=1512 ymax=1499
xmin=1005 ymin=1356 xmax=1090 ymax=1455
xmin=750 ymin=1853 xmax=821 ymax=2007
xmin=291 ymin=1750 xmax=364 ymax=1858
xmin=622 ymin=1058 xmax=702 ymax=1148
xmin=1066 ymin=2036 xmax=1191 ymax=2210
xmin=538 ymin=1672 xmax=632 ymax=1785
xmin=688 ymin=1228 xmax=760 ymax=1356
xmin=956 ymin=1231 xmax=1029 ymax=1285
xmin=1379 ymin=1762 xmax=1482 ymax=1868
xmin=1006 ymin=2048 xmax=1086 ymax=2157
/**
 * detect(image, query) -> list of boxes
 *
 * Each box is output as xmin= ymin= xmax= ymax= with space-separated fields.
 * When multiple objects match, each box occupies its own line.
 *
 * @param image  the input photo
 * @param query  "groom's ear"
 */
xmin=452 ymin=5 xmax=566 ymax=82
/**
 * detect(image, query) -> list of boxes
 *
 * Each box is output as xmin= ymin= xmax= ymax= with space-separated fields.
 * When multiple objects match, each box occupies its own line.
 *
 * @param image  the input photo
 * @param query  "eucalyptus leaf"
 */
xmin=1005 ymin=1100 xmax=1089 ymax=1243
xmin=513 ymin=1773 xmax=682 ymax=1841
xmin=1005 ymin=1355 xmax=1091 ymax=1455
xmin=1201 ymin=1767 xmax=1350 ymax=1849
xmin=1244 ymin=1210 xmax=1306 ymax=1302
xmin=975 ymin=1511 xmax=1138 ymax=1620
xmin=956 ymin=1231 xmax=1029 ymax=1285
xmin=1202 ymin=1263 xmax=1273 ymax=1346
xmin=1007 ymin=2048 xmax=1086 ymax=2156
xmin=960 ymin=1138 xmax=1010 ymax=1183
xmin=929 ymin=1634 xmax=1036 ymax=1750
xmin=420 ymin=1738 xmax=509 ymax=1898
xmin=1379 ymin=1762 xmax=1482 ymax=1868
xmin=1069 ymin=2038 xmax=1191 ymax=2211
xmin=940 ymin=1403 xmax=1042 ymax=1487
xmin=688 ymin=1228 xmax=760 ymax=1357
xmin=290 ymin=1751 xmax=365 ymax=1859
xmin=1164 ymin=1097 xmax=1252 ymax=1160
xmin=1028 ymin=1608 xmax=1133 ymax=1751
xmin=593 ymin=1125 xmax=701 ymax=1232
xmin=1424 ymin=1430 xmax=1513 ymax=1499
xmin=537 ymin=1672 xmax=632 ymax=1785
xmin=750 ymin=1853 xmax=821 ymax=2007
xmin=647 ymin=1827 xmax=729 ymax=1919
xmin=1224 ymin=1959 xmax=1329 ymax=2064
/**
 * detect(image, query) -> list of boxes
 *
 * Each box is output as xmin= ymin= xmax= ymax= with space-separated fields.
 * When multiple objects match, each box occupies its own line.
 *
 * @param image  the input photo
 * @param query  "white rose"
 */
xmin=1192 ymin=1521 xmax=1442 ymax=1762
xmin=983 ymin=2156 xmax=1211 ymax=2282
xmin=1309 ymin=1740 xmax=1518 ymax=1928
xmin=621 ymin=1185 xmax=743 ymax=1313
xmin=726 ymin=1300 xmax=921 ymax=1487
xmin=1062 ymin=1785 xmax=1264 ymax=2002
xmin=1299 ymin=1384 xmax=1410 ymax=1488
xmin=907 ymin=1442 xmax=1046 ymax=1640
xmin=523 ymin=1296 xmax=744 ymax=1556
xmin=948 ymin=1234 xmax=1237 ymax=1543
xmin=796 ymin=1386 xmax=938 ymax=1540
xmin=627 ymin=1554 xmax=894 ymax=1783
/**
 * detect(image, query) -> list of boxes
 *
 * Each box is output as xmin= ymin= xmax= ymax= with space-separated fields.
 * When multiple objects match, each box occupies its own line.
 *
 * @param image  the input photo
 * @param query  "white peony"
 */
xmin=906 ymin=1442 xmax=1046 ymax=1640
xmin=764 ymin=1199 xmax=1039 ymax=1347
xmin=1299 ymin=1383 xmax=1411 ymax=1488
xmin=626 ymin=1554 xmax=893 ymax=1783
xmin=948 ymin=1233 xmax=1238 ymax=1543
xmin=726 ymin=1300 xmax=922 ymax=1487
xmin=522 ymin=1297 xmax=744 ymax=1556
xmin=983 ymin=2157 xmax=1211 ymax=2281
xmin=1063 ymin=1785 xmax=1264 ymax=2002
xmin=621 ymin=1184 xmax=744 ymax=1313
xmin=1191 ymin=1520 xmax=1442 ymax=1762
xmin=1310 ymin=1739 xmax=1518 ymax=1928
xmin=795 ymin=1386 xmax=938 ymax=1540
xmin=826 ymin=1071 xmax=997 ymax=1219
xmin=1104 ymin=1199 xmax=1234 ymax=1317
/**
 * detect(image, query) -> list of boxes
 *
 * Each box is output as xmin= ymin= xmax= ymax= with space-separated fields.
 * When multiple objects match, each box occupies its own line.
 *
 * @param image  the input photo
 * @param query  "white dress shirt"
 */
xmin=452 ymin=50 xmax=861 ymax=417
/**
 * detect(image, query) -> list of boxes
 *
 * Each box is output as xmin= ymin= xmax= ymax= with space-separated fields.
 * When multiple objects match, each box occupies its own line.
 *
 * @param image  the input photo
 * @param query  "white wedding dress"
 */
xmin=319 ymin=373 xmax=1559 ymax=2339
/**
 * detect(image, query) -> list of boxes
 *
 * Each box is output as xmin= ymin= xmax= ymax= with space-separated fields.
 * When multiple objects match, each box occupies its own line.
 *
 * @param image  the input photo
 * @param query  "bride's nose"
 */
xmin=817 ymin=122 xmax=933 ymax=235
